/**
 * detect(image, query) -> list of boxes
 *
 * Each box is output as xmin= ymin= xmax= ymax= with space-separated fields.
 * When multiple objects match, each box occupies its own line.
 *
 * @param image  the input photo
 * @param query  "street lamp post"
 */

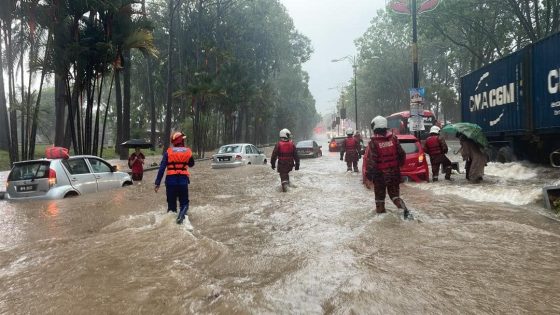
xmin=332 ymin=56 xmax=359 ymax=131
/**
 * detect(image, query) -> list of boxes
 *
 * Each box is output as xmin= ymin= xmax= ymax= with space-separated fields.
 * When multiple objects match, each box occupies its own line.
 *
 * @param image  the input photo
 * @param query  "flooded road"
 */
xmin=1 ymin=142 xmax=560 ymax=314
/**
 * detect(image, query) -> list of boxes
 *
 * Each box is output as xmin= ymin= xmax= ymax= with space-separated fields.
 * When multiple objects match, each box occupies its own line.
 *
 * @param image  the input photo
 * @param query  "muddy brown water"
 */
xmin=1 ymin=145 xmax=559 ymax=314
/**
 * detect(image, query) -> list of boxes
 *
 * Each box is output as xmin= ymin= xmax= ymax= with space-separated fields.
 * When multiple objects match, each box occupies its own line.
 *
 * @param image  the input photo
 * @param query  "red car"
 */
xmin=328 ymin=136 xmax=346 ymax=152
xmin=362 ymin=134 xmax=429 ymax=184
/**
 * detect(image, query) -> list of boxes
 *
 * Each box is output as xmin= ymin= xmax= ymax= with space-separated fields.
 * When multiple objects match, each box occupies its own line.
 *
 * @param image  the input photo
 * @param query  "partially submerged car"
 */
xmin=362 ymin=134 xmax=429 ymax=184
xmin=211 ymin=143 xmax=267 ymax=169
xmin=5 ymin=155 xmax=133 ymax=200
xmin=296 ymin=140 xmax=322 ymax=158
xmin=328 ymin=136 xmax=346 ymax=152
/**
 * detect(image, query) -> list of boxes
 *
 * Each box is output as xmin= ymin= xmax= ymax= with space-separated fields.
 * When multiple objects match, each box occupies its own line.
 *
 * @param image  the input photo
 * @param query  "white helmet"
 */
xmin=346 ymin=128 xmax=354 ymax=135
xmin=430 ymin=126 xmax=441 ymax=134
xmin=279 ymin=128 xmax=291 ymax=139
xmin=371 ymin=116 xmax=387 ymax=129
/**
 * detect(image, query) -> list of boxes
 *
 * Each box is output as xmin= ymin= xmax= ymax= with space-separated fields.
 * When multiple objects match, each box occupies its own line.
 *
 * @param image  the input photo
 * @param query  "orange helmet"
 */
xmin=171 ymin=131 xmax=186 ymax=145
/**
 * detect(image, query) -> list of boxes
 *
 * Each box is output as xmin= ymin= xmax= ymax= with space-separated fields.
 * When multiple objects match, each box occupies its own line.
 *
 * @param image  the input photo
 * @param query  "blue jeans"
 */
xmin=166 ymin=185 xmax=189 ymax=219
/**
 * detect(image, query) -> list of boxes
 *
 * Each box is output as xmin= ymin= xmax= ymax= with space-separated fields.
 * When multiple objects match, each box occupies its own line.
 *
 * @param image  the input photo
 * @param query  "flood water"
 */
xmin=1 ymin=140 xmax=559 ymax=314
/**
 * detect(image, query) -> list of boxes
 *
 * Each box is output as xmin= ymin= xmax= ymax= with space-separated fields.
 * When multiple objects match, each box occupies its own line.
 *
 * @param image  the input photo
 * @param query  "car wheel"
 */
xmin=263 ymin=159 xmax=267 ymax=164
xmin=64 ymin=191 xmax=79 ymax=198
xmin=122 ymin=181 xmax=133 ymax=187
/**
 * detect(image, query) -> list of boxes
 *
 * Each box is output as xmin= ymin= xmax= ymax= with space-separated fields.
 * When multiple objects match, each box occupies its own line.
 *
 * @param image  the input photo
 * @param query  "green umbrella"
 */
xmin=441 ymin=122 xmax=488 ymax=148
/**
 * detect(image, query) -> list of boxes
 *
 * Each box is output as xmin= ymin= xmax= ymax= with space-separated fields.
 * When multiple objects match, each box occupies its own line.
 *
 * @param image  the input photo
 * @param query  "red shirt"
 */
xmin=128 ymin=152 xmax=145 ymax=174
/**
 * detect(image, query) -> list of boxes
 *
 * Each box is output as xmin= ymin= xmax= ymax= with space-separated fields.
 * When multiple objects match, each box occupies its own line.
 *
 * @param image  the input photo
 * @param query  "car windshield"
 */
xmin=297 ymin=140 xmax=313 ymax=148
xmin=8 ymin=161 xmax=50 ymax=181
xmin=400 ymin=141 xmax=419 ymax=154
xmin=218 ymin=145 xmax=242 ymax=153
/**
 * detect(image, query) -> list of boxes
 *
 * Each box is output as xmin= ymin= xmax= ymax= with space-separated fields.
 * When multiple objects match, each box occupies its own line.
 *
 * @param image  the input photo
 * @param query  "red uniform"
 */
xmin=366 ymin=131 xmax=407 ymax=213
xmin=271 ymin=140 xmax=300 ymax=191
xmin=340 ymin=136 xmax=360 ymax=172
xmin=423 ymin=134 xmax=452 ymax=181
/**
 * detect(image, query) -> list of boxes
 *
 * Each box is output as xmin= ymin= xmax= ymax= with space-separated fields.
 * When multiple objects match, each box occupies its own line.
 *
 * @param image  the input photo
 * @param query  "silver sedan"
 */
xmin=211 ymin=143 xmax=267 ymax=169
xmin=5 ymin=155 xmax=133 ymax=200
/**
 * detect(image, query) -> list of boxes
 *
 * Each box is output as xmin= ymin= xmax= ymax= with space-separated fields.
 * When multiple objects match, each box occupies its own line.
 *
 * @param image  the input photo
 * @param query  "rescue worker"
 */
xmin=365 ymin=116 xmax=411 ymax=219
xmin=271 ymin=128 xmax=300 ymax=192
xmin=457 ymin=132 xmax=487 ymax=183
xmin=154 ymin=131 xmax=195 ymax=224
xmin=340 ymin=128 xmax=361 ymax=172
xmin=423 ymin=126 xmax=453 ymax=181
xmin=354 ymin=131 xmax=365 ymax=155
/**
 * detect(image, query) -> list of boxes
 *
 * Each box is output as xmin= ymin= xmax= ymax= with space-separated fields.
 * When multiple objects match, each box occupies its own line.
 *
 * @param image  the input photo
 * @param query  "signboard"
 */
xmin=409 ymin=115 xmax=424 ymax=132
xmin=409 ymin=87 xmax=426 ymax=132
xmin=409 ymin=87 xmax=425 ymax=104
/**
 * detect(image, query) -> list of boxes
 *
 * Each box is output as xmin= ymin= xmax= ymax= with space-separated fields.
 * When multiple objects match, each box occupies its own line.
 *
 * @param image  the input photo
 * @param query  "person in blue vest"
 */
xmin=271 ymin=128 xmax=300 ymax=192
xmin=154 ymin=131 xmax=195 ymax=224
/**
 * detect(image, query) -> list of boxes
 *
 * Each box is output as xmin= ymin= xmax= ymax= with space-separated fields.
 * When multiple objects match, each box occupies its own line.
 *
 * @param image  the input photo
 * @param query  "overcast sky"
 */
xmin=280 ymin=0 xmax=387 ymax=116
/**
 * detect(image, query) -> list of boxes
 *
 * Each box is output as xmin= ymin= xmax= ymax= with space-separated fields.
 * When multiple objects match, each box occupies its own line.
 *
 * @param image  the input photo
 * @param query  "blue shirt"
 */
xmin=154 ymin=150 xmax=194 ymax=186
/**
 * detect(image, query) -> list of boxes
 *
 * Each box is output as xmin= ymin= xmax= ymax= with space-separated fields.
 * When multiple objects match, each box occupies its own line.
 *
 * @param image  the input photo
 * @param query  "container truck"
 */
xmin=460 ymin=32 xmax=560 ymax=164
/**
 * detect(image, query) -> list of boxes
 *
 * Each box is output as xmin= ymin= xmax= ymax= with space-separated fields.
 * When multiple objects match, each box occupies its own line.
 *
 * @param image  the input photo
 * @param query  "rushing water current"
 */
xmin=1 ymin=141 xmax=559 ymax=314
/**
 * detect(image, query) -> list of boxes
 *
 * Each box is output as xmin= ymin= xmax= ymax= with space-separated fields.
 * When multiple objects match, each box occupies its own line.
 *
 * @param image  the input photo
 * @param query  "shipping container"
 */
xmin=460 ymin=31 xmax=560 ymax=164
xmin=460 ymin=49 xmax=528 ymax=137
xmin=531 ymin=32 xmax=560 ymax=132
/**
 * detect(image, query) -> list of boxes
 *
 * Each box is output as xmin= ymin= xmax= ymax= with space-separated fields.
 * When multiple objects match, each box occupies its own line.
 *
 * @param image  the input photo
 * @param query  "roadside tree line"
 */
xmin=334 ymin=0 xmax=560 ymax=128
xmin=0 ymin=0 xmax=319 ymax=164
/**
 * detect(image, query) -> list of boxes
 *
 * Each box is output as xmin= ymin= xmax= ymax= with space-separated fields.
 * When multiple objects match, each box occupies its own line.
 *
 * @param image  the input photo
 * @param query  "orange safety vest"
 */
xmin=166 ymin=147 xmax=192 ymax=176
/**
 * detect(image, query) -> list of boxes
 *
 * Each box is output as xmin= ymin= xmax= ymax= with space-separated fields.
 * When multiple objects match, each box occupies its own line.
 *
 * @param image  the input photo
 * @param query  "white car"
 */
xmin=5 ymin=155 xmax=133 ymax=200
xmin=211 ymin=143 xmax=267 ymax=169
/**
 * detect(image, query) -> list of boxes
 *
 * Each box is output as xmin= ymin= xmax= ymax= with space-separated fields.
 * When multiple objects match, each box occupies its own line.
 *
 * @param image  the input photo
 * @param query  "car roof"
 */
xmin=220 ymin=143 xmax=253 ymax=146
xmin=13 ymin=155 xmax=108 ymax=165
xmin=396 ymin=134 xmax=419 ymax=141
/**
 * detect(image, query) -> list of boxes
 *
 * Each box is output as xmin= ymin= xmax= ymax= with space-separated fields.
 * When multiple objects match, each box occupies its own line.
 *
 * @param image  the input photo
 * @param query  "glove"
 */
xmin=271 ymin=164 xmax=275 ymax=170
xmin=295 ymin=164 xmax=299 ymax=171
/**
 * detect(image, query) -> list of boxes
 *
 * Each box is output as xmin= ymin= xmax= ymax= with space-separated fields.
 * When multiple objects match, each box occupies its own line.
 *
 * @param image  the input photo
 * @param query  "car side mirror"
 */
xmin=259 ymin=150 xmax=264 ymax=154
xmin=111 ymin=165 xmax=118 ymax=172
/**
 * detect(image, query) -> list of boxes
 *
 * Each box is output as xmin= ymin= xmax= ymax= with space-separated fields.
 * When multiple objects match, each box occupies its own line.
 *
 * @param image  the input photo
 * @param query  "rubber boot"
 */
xmin=177 ymin=204 xmax=188 ymax=224
xmin=393 ymin=197 xmax=411 ymax=220
xmin=281 ymin=181 xmax=288 ymax=192
xmin=444 ymin=167 xmax=453 ymax=181
xmin=375 ymin=202 xmax=386 ymax=214
xmin=432 ymin=176 xmax=438 ymax=182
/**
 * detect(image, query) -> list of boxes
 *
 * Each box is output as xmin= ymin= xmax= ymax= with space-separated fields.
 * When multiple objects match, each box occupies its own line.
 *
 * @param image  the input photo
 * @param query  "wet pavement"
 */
xmin=1 ymin=140 xmax=559 ymax=314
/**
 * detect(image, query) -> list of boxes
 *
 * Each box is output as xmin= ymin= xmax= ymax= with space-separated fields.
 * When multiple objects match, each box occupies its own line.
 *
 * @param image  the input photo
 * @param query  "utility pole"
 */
xmin=411 ymin=0 xmax=419 ymax=88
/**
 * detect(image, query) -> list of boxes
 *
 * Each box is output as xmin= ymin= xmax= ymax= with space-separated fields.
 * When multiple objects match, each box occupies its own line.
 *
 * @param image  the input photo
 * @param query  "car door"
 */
xmin=252 ymin=145 xmax=264 ymax=164
xmin=244 ymin=145 xmax=254 ymax=164
xmin=86 ymin=157 xmax=122 ymax=191
xmin=61 ymin=158 xmax=98 ymax=194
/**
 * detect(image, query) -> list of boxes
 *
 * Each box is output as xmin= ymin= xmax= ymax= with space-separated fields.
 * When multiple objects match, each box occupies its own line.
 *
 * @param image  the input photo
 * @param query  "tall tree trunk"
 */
xmin=100 ymin=73 xmax=115 ymax=158
xmin=121 ymin=50 xmax=131 ymax=160
xmin=20 ymin=31 xmax=26 ymax=161
xmin=0 ymin=22 xmax=10 ymax=152
xmin=92 ymin=75 xmax=105 ymax=156
xmin=29 ymin=47 xmax=48 ymax=159
xmin=114 ymin=67 xmax=123 ymax=155
xmin=147 ymin=57 xmax=157 ymax=150
xmin=6 ymin=25 xmax=19 ymax=163
xmin=164 ymin=0 xmax=176 ymax=151
xmin=54 ymin=73 xmax=66 ymax=146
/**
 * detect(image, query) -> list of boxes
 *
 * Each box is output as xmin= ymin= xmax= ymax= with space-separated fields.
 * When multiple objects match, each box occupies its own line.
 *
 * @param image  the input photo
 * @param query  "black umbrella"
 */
xmin=121 ymin=139 xmax=153 ymax=149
